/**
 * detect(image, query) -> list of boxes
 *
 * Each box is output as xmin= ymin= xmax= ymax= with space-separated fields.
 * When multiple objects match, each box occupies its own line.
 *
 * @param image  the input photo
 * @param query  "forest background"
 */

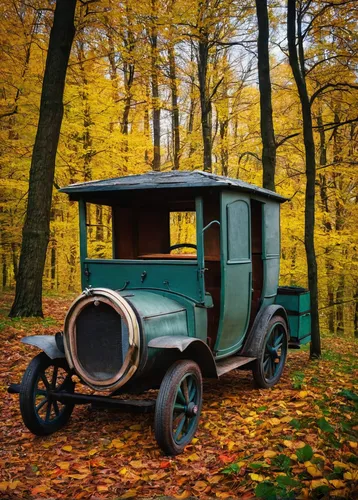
xmin=0 ymin=0 xmax=357 ymax=338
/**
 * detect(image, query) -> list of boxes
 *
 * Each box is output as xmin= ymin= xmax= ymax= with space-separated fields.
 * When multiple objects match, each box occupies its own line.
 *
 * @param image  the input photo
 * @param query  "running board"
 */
xmin=216 ymin=356 xmax=256 ymax=377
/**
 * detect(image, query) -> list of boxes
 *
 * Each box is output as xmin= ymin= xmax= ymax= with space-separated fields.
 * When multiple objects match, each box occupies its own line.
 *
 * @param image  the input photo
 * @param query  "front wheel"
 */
xmin=154 ymin=360 xmax=203 ymax=455
xmin=252 ymin=316 xmax=288 ymax=389
xmin=20 ymin=352 xmax=75 ymax=435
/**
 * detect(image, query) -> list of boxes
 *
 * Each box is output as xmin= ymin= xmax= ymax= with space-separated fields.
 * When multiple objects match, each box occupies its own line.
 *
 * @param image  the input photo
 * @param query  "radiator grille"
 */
xmin=76 ymin=302 xmax=127 ymax=381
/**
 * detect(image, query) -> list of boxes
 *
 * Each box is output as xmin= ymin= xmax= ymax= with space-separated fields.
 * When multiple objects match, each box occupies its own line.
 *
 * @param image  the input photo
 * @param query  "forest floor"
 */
xmin=0 ymin=294 xmax=357 ymax=500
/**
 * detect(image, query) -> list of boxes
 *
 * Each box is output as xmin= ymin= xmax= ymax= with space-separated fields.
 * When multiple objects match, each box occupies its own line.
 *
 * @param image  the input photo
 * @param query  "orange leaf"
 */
xmin=57 ymin=461 xmax=71 ymax=470
xmin=173 ymin=490 xmax=191 ymax=499
xmin=193 ymin=480 xmax=208 ymax=492
xmin=32 ymin=485 xmax=48 ymax=495
xmin=97 ymin=485 xmax=109 ymax=492
xmin=0 ymin=482 xmax=8 ymax=493
xmin=160 ymin=461 xmax=171 ymax=468
xmin=120 ymin=489 xmax=137 ymax=498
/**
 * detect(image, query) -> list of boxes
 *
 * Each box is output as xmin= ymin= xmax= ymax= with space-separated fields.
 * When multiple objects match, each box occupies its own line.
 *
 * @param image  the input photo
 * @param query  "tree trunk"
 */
xmin=333 ymin=110 xmax=345 ymax=334
xmin=168 ymin=42 xmax=180 ymax=170
xmin=188 ymin=42 xmax=196 ymax=160
xmin=9 ymin=0 xmax=76 ymax=317
xmin=50 ymin=245 xmax=56 ymax=289
xmin=355 ymin=284 xmax=358 ymax=338
xmin=317 ymin=110 xmax=335 ymax=332
xmin=144 ymin=85 xmax=150 ymax=164
xmin=255 ymin=0 xmax=276 ymax=191
xmin=287 ymin=0 xmax=321 ymax=357
xmin=121 ymin=2 xmax=135 ymax=137
xmin=197 ymin=38 xmax=212 ymax=172
xmin=150 ymin=0 xmax=160 ymax=171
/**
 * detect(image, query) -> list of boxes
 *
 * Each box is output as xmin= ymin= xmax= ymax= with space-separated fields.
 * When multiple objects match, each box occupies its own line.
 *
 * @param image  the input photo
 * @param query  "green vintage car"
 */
xmin=9 ymin=171 xmax=311 ymax=455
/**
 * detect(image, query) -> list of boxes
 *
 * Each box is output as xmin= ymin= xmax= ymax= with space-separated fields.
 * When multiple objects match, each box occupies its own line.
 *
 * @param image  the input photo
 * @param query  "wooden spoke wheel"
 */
xmin=155 ymin=360 xmax=202 ymax=455
xmin=252 ymin=316 xmax=288 ymax=389
xmin=20 ymin=352 xmax=75 ymax=436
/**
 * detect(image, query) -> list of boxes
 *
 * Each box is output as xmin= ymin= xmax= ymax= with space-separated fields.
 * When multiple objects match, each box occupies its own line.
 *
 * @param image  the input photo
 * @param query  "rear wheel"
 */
xmin=155 ymin=360 xmax=202 ymax=455
xmin=252 ymin=316 xmax=288 ymax=388
xmin=20 ymin=352 xmax=75 ymax=435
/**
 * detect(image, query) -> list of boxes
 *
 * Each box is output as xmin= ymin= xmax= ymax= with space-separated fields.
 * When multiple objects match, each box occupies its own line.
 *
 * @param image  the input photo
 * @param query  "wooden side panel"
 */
xmin=138 ymin=209 xmax=170 ymax=255
xmin=113 ymin=207 xmax=137 ymax=259
xmin=113 ymin=206 xmax=170 ymax=259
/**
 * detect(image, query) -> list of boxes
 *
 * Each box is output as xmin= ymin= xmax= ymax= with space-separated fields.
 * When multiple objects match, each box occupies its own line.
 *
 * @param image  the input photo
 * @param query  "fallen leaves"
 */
xmin=1 ymin=295 xmax=358 ymax=499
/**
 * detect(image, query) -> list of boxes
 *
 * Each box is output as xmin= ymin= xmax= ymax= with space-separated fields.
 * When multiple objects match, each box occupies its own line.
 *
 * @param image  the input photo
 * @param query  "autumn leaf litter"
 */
xmin=0 ymin=295 xmax=357 ymax=499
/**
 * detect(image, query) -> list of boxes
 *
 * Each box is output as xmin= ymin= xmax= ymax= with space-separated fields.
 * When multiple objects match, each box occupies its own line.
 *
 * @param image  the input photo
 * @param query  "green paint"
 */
xmin=195 ymin=196 xmax=205 ymax=303
xmin=275 ymin=288 xmax=311 ymax=344
xmin=79 ymin=199 xmax=87 ymax=288
xmin=214 ymin=191 xmax=252 ymax=358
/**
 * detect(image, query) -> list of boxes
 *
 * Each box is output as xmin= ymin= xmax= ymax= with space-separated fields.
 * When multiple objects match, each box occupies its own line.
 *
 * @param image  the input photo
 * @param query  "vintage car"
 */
xmin=9 ymin=171 xmax=311 ymax=455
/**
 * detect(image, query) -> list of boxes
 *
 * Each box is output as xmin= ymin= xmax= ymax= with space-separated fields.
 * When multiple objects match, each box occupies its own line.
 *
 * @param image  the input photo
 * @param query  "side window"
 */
xmin=227 ymin=200 xmax=250 ymax=262
xmin=263 ymin=202 xmax=280 ymax=257
xmin=170 ymin=212 xmax=197 ymax=254
xmin=86 ymin=204 xmax=113 ymax=259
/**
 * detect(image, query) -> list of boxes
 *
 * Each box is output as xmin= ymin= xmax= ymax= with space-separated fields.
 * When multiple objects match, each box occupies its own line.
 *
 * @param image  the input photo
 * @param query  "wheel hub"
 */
xmin=186 ymin=402 xmax=198 ymax=417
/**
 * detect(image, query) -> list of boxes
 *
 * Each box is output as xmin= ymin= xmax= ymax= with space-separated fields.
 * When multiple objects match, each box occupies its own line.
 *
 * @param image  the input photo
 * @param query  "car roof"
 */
xmin=59 ymin=170 xmax=288 ymax=203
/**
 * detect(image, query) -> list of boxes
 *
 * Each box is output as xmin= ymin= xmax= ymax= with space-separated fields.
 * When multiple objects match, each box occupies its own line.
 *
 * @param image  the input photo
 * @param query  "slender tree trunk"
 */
xmin=355 ymin=284 xmax=358 ymax=338
xmin=121 ymin=2 xmax=135 ymax=137
xmin=168 ymin=42 xmax=180 ymax=170
xmin=78 ymin=41 xmax=92 ymax=183
xmin=50 ymin=245 xmax=56 ymax=289
xmin=317 ymin=110 xmax=335 ymax=332
xmin=255 ymin=0 xmax=276 ymax=191
xmin=10 ymin=0 xmax=76 ymax=317
xmin=188 ymin=42 xmax=196 ymax=160
xmin=333 ymin=111 xmax=345 ymax=334
xmin=197 ymin=38 xmax=212 ymax=172
xmin=287 ymin=0 xmax=321 ymax=357
xmin=2 ymin=253 xmax=6 ymax=289
xmin=150 ymin=0 xmax=160 ymax=171
xmin=144 ymin=85 xmax=150 ymax=164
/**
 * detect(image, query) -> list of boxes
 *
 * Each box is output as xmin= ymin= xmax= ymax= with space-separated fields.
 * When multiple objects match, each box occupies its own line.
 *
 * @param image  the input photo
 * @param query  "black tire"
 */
xmin=20 ymin=352 xmax=75 ymax=436
xmin=252 ymin=315 xmax=288 ymax=389
xmin=155 ymin=360 xmax=202 ymax=455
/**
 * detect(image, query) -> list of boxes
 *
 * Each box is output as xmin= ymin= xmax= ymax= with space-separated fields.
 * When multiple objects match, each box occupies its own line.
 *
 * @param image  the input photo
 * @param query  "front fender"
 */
xmin=148 ymin=336 xmax=218 ymax=378
xmin=240 ymin=305 xmax=289 ymax=358
xmin=21 ymin=334 xmax=65 ymax=360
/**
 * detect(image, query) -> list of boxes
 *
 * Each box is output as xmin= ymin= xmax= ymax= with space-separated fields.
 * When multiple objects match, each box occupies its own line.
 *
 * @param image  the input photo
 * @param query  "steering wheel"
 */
xmin=169 ymin=243 xmax=197 ymax=253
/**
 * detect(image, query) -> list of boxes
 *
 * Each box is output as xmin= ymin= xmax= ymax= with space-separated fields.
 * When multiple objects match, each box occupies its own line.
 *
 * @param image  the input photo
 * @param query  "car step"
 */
xmin=216 ymin=356 xmax=256 ymax=377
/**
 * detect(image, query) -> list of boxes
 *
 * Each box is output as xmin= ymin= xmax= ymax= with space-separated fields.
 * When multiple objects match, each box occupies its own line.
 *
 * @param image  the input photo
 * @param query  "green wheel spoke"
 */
xmin=173 ymin=412 xmax=185 ymax=427
xmin=187 ymin=378 xmax=193 ymax=397
xmin=40 ymin=373 xmax=51 ymax=391
xmin=36 ymin=397 xmax=48 ymax=412
xmin=53 ymin=400 xmax=60 ymax=417
xmin=266 ymin=344 xmax=274 ymax=355
xmin=189 ymin=385 xmax=196 ymax=402
xmin=174 ymin=414 xmax=186 ymax=440
xmin=177 ymin=387 xmax=186 ymax=404
xmin=174 ymin=403 xmax=185 ymax=411
xmin=182 ymin=379 xmax=190 ymax=404
xmin=36 ymin=388 xmax=47 ymax=396
xmin=51 ymin=366 xmax=58 ymax=389
xmin=263 ymin=358 xmax=270 ymax=370
xmin=45 ymin=401 xmax=52 ymax=422
xmin=274 ymin=333 xmax=283 ymax=347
